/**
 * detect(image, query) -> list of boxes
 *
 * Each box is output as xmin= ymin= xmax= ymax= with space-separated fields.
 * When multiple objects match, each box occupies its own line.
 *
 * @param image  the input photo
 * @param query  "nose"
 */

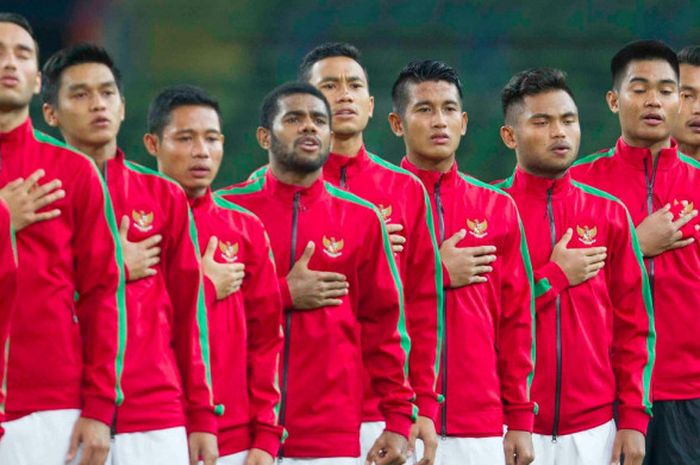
xmin=90 ymin=93 xmax=107 ymax=111
xmin=337 ymin=82 xmax=353 ymax=103
xmin=644 ymin=89 xmax=662 ymax=108
xmin=300 ymin=115 xmax=319 ymax=134
xmin=192 ymin=135 xmax=210 ymax=158
xmin=0 ymin=52 xmax=18 ymax=70
xmin=432 ymin=109 xmax=448 ymax=128
xmin=551 ymin=120 xmax=566 ymax=138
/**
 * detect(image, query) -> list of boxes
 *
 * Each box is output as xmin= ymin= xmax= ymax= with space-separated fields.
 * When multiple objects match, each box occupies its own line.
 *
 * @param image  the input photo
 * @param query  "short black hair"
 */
xmin=259 ymin=81 xmax=331 ymax=129
xmin=0 ymin=12 xmax=39 ymax=59
xmin=678 ymin=46 xmax=700 ymax=67
xmin=501 ymin=68 xmax=576 ymax=123
xmin=298 ymin=42 xmax=368 ymax=83
xmin=41 ymin=43 xmax=123 ymax=106
xmin=147 ymin=85 xmax=222 ymax=137
xmin=391 ymin=60 xmax=463 ymax=116
xmin=611 ymin=40 xmax=679 ymax=89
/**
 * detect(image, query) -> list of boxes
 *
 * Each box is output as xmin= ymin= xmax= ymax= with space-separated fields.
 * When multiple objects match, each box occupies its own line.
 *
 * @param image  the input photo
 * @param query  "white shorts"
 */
xmin=411 ymin=435 xmax=505 ymax=465
xmin=0 ymin=408 xmax=82 ymax=465
xmin=106 ymin=426 xmax=189 ymax=465
xmin=532 ymin=420 xmax=616 ymax=465
xmin=278 ymin=458 xmax=357 ymax=465
xmin=359 ymin=420 xmax=385 ymax=463
xmin=216 ymin=449 xmax=248 ymax=465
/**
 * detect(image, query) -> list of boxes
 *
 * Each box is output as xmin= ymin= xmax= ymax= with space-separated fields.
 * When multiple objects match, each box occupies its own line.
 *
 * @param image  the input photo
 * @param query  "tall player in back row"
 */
xmin=0 ymin=14 xmax=125 ymax=465
xmin=495 ymin=67 xmax=654 ymax=465
xmin=40 ymin=44 xmax=219 ymax=464
xmin=673 ymin=46 xmax=700 ymax=160
xmin=569 ymin=40 xmax=700 ymax=465
xmin=389 ymin=60 xmax=536 ymax=465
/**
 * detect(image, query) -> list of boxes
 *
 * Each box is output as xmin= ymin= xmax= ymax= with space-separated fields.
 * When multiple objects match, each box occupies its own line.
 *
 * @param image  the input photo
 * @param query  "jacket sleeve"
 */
xmin=356 ymin=207 xmax=416 ymax=439
xmin=533 ymin=261 xmax=570 ymax=306
xmin=0 ymin=200 xmax=17 ymax=430
xmin=497 ymin=199 xmax=536 ymax=432
xmin=606 ymin=205 xmax=654 ymax=434
xmin=402 ymin=182 xmax=442 ymax=420
xmin=164 ymin=188 xmax=217 ymax=434
xmin=243 ymin=219 xmax=285 ymax=456
xmin=71 ymin=160 xmax=125 ymax=426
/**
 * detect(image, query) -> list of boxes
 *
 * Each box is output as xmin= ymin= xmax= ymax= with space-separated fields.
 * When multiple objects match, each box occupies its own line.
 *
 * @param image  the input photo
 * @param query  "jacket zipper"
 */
xmin=547 ymin=187 xmax=563 ymax=442
xmin=339 ymin=166 xmax=347 ymax=189
xmin=278 ymin=191 xmax=301 ymax=461
xmin=643 ymin=156 xmax=660 ymax=298
xmin=435 ymin=178 xmax=448 ymax=439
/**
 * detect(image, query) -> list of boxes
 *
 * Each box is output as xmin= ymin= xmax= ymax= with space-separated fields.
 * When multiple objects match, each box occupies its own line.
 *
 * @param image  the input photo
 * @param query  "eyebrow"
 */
xmin=173 ymin=128 xmax=221 ymax=134
xmin=412 ymin=99 xmax=460 ymax=107
xmin=67 ymin=81 xmax=117 ymax=91
xmin=319 ymin=76 xmax=365 ymax=83
xmin=681 ymin=84 xmax=698 ymax=92
xmin=629 ymin=76 xmax=677 ymax=86
xmin=530 ymin=111 xmax=578 ymax=119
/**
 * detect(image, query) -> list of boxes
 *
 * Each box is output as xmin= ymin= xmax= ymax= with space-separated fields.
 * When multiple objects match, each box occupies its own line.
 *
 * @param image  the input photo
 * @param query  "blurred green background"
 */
xmin=9 ymin=0 xmax=700 ymax=186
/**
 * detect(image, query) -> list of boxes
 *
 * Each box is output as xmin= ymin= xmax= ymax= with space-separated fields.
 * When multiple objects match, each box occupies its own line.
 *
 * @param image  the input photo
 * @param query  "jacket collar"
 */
xmin=0 ymin=117 xmax=33 ymax=146
xmin=400 ymin=156 xmax=459 ymax=194
xmin=263 ymin=168 xmax=326 ymax=203
xmin=188 ymin=188 xmax=214 ymax=210
xmin=323 ymin=145 xmax=371 ymax=184
xmin=505 ymin=167 xmax=574 ymax=199
xmin=615 ymin=136 xmax=680 ymax=172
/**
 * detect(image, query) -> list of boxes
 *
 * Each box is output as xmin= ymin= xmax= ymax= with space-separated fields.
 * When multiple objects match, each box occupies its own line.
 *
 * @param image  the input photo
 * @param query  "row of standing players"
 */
xmin=0 ymin=14 xmax=700 ymax=465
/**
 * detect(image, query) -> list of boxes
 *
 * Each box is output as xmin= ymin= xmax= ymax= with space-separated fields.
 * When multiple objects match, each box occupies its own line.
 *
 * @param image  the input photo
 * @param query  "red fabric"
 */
xmin=217 ymin=170 xmax=415 ymax=458
xmin=323 ymin=146 xmax=441 ymax=422
xmin=499 ymin=168 xmax=653 ymax=435
xmin=105 ymin=151 xmax=216 ymax=434
xmin=401 ymin=158 xmax=535 ymax=436
xmin=0 ymin=201 xmax=16 ymax=428
xmin=190 ymin=191 xmax=284 ymax=457
xmin=571 ymin=138 xmax=700 ymax=401
xmin=0 ymin=118 xmax=123 ymax=426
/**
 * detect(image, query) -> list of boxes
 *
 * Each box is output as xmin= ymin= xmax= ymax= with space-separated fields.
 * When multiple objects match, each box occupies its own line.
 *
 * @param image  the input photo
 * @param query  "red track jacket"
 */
xmin=571 ymin=138 xmax=700 ymax=401
xmin=104 ymin=150 xmax=216 ymax=434
xmin=496 ymin=168 xmax=654 ymax=436
xmin=0 ymin=200 xmax=16 ymax=429
xmin=0 ymin=118 xmax=125 ymax=426
xmin=217 ymin=170 xmax=416 ymax=458
xmin=190 ymin=190 xmax=284 ymax=457
xmin=250 ymin=145 xmax=443 ymax=421
xmin=401 ymin=158 xmax=535 ymax=437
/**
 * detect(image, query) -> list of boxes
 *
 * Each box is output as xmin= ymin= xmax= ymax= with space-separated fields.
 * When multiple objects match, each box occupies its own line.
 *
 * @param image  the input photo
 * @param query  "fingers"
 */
xmin=298 ymin=241 xmax=315 ymax=265
xmin=471 ymin=253 xmax=497 ymax=265
xmin=555 ymin=228 xmax=573 ymax=249
xmin=472 ymin=265 xmax=494 ymax=275
xmin=66 ymin=426 xmax=80 ymax=462
xmin=504 ymin=440 xmax=516 ymax=465
xmin=389 ymin=233 xmax=406 ymax=253
xmin=140 ymin=233 xmax=163 ymax=249
xmin=118 ymin=216 xmax=130 ymax=239
xmin=385 ymin=223 xmax=404 ymax=234
xmin=321 ymin=287 xmax=349 ymax=298
xmin=422 ymin=437 xmax=438 ymax=465
xmin=468 ymin=275 xmax=488 ymax=284
xmin=318 ymin=298 xmax=344 ymax=307
xmin=465 ymin=245 xmax=498 ymax=257
xmin=610 ymin=437 xmax=622 ymax=465
xmin=2 ymin=177 xmax=25 ymax=191
xmin=203 ymin=236 xmax=218 ymax=259
xmin=317 ymin=271 xmax=348 ymax=282
xmin=22 ymin=169 xmax=46 ymax=189
xmin=443 ymin=229 xmax=467 ymax=247
xmin=189 ymin=442 xmax=198 ymax=465
xmin=144 ymin=246 xmax=162 ymax=259
xmin=31 ymin=209 xmax=62 ymax=223
xmin=669 ymin=237 xmax=695 ymax=250
xmin=583 ymin=246 xmax=607 ymax=256
xmin=672 ymin=209 xmax=698 ymax=228
xmin=29 ymin=177 xmax=62 ymax=199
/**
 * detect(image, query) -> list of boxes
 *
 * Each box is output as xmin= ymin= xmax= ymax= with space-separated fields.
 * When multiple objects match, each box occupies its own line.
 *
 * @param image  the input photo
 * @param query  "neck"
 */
xmin=330 ymin=131 xmax=364 ymax=157
xmin=186 ymin=186 xmax=208 ymax=199
xmin=0 ymin=106 xmax=29 ymax=133
xmin=269 ymin=161 xmax=322 ymax=187
xmin=407 ymin=151 xmax=455 ymax=173
xmin=67 ymin=138 xmax=118 ymax=170
xmin=621 ymin=133 xmax=671 ymax=160
xmin=678 ymin=142 xmax=700 ymax=160
xmin=517 ymin=161 xmax=567 ymax=180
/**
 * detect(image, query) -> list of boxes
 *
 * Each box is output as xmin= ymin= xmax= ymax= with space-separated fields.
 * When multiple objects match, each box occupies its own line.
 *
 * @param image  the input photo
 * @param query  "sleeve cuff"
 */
xmin=81 ymin=395 xmax=116 ymax=426
xmin=617 ymin=407 xmax=651 ymax=435
xmin=278 ymin=277 xmax=293 ymax=310
xmin=415 ymin=395 xmax=440 ymax=422
xmin=504 ymin=409 xmax=535 ymax=433
xmin=538 ymin=261 xmax=569 ymax=294
xmin=383 ymin=412 xmax=414 ymax=440
xmin=186 ymin=409 xmax=218 ymax=434
xmin=252 ymin=427 xmax=283 ymax=457
xmin=441 ymin=261 xmax=451 ymax=288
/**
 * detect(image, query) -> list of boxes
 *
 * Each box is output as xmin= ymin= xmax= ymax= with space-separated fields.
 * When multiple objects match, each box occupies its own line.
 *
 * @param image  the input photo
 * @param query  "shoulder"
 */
xmin=571 ymin=180 xmax=630 ymax=219
xmin=31 ymin=129 xmax=97 ymax=173
xmin=212 ymin=195 xmax=266 ymax=231
xmin=216 ymin=176 xmax=266 ymax=198
xmin=122 ymin=159 xmax=187 ymax=199
xmin=571 ymin=147 xmax=615 ymax=170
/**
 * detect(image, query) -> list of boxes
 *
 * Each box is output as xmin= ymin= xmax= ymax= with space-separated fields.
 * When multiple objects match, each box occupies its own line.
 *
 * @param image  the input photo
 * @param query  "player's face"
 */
xmin=307 ymin=56 xmax=374 ymax=138
xmin=503 ymin=90 xmax=580 ymax=178
xmin=393 ymin=81 xmax=466 ymax=163
xmin=674 ymin=63 xmax=700 ymax=148
xmin=150 ymin=105 xmax=223 ymax=197
xmin=609 ymin=59 xmax=679 ymax=145
xmin=44 ymin=62 xmax=124 ymax=148
xmin=0 ymin=22 xmax=40 ymax=112
xmin=262 ymin=93 xmax=331 ymax=173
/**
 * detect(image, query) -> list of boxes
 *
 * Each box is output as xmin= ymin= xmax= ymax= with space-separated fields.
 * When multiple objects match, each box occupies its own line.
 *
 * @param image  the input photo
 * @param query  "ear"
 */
xmin=500 ymin=125 xmax=517 ymax=150
xmin=461 ymin=111 xmax=468 ymax=136
xmin=33 ymin=71 xmax=41 ymax=95
xmin=42 ymin=103 xmax=59 ymax=127
xmin=256 ymin=127 xmax=271 ymax=150
xmin=606 ymin=90 xmax=619 ymax=114
xmin=368 ymin=95 xmax=375 ymax=119
xmin=388 ymin=112 xmax=404 ymax=137
xmin=143 ymin=133 xmax=159 ymax=157
xmin=119 ymin=96 xmax=126 ymax=122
